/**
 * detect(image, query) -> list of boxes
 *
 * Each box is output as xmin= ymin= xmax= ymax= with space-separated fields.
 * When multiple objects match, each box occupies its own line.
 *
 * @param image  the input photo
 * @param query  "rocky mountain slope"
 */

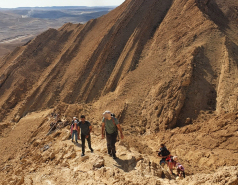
xmin=0 ymin=109 xmax=237 ymax=184
xmin=0 ymin=0 xmax=238 ymax=184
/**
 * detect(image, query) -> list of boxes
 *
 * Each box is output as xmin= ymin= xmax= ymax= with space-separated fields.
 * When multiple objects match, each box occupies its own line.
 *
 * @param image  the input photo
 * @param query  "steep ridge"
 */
xmin=0 ymin=0 xmax=238 ymax=184
xmin=0 ymin=0 xmax=237 ymax=129
xmin=0 ymin=0 xmax=175 ymax=123
xmin=0 ymin=0 xmax=233 ymax=127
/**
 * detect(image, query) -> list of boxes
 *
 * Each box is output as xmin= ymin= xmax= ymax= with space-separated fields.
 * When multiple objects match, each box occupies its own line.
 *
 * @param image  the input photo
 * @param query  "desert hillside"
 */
xmin=0 ymin=0 xmax=238 ymax=184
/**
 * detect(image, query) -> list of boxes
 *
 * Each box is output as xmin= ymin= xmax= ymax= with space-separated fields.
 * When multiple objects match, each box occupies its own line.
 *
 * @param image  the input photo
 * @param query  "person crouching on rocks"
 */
xmin=168 ymin=156 xmax=185 ymax=178
xmin=71 ymin=117 xmax=79 ymax=143
xmin=174 ymin=157 xmax=185 ymax=179
xmin=78 ymin=115 xmax=93 ymax=156
xmin=101 ymin=111 xmax=124 ymax=159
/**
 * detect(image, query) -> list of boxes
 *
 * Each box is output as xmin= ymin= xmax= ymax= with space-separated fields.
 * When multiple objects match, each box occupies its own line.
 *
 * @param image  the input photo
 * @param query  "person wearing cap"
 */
xmin=101 ymin=111 xmax=124 ymax=159
xmin=78 ymin=115 xmax=93 ymax=156
xmin=71 ymin=117 xmax=79 ymax=143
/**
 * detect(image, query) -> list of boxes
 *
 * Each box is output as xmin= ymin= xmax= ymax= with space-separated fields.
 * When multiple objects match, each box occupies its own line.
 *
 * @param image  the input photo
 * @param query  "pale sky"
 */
xmin=0 ymin=0 xmax=125 ymax=8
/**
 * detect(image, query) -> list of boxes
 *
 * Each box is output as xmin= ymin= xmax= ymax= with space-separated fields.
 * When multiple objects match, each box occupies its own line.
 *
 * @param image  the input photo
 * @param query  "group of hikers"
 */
xmin=70 ymin=111 xmax=124 ymax=159
xmin=70 ymin=110 xmax=185 ymax=178
xmin=158 ymin=144 xmax=185 ymax=178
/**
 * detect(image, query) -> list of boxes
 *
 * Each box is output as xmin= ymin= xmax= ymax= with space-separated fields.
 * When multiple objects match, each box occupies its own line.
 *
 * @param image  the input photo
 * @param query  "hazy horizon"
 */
xmin=0 ymin=0 xmax=125 ymax=8
xmin=0 ymin=6 xmax=117 ymax=9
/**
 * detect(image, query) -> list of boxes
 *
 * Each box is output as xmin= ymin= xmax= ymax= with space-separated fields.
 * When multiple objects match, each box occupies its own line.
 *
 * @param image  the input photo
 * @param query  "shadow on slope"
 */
xmin=196 ymin=0 xmax=230 ymax=31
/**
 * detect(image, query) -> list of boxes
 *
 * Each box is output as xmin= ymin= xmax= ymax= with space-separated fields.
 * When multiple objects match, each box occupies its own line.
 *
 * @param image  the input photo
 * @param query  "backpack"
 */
xmin=111 ymin=117 xmax=118 ymax=136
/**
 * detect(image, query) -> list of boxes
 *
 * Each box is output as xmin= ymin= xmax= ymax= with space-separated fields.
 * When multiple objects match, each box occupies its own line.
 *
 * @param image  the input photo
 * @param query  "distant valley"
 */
xmin=0 ymin=6 xmax=114 ymax=57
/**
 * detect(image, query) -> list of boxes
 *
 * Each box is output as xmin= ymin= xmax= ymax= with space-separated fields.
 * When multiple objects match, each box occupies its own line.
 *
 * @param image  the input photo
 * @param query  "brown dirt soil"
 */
xmin=0 ymin=0 xmax=238 ymax=184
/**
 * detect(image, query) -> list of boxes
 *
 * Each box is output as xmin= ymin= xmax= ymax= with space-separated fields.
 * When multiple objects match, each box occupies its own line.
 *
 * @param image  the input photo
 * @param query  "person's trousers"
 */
xmin=106 ymin=132 xmax=117 ymax=156
xmin=160 ymin=158 xmax=167 ymax=165
xmin=72 ymin=130 xmax=78 ymax=141
xmin=81 ymin=134 xmax=92 ymax=154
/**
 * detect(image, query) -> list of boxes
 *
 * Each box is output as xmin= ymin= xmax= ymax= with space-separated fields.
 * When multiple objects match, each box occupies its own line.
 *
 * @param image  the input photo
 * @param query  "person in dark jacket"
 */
xmin=78 ymin=115 xmax=93 ymax=156
xmin=157 ymin=143 xmax=170 ymax=166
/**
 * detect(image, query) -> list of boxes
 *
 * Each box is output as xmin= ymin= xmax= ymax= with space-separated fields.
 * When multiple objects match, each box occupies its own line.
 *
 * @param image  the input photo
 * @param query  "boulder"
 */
xmin=93 ymin=157 xmax=104 ymax=169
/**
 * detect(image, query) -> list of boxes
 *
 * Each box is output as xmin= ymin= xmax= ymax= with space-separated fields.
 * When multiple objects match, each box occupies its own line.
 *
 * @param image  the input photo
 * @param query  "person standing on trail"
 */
xmin=71 ymin=117 xmax=79 ymax=143
xmin=78 ymin=115 xmax=93 ymax=156
xmin=157 ymin=143 xmax=171 ymax=167
xmin=101 ymin=111 xmax=124 ymax=159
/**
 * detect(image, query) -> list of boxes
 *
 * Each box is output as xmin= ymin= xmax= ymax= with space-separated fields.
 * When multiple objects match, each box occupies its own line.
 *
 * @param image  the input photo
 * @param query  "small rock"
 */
xmin=135 ymin=155 xmax=143 ymax=161
xmin=61 ymin=163 xmax=70 ymax=168
xmin=81 ymin=156 xmax=89 ymax=162
xmin=66 ymin=152 xmax=76 ymax=159
xmin=100 ymin=148 xmax=107 ymax=153
xmin=13 ymin=115 xmax=21 ymax=122
xmin=93 ymin=157 xmax=104 ymax=169
xmin=52 ymin=131 xmax=61 ymax=138
xmin=50 ymin=152 xmax=56 ymax=160
xmin=29 ymin=177 xmax=33 ymax=185
xmin=185 ymin=118 xmax=191 ymax=124
xmin=42 ymin=145 xmax=50 ymax=152
xmin=33 ymin=140 xmax=41 ymax=147
xmin=17 ymin=176 xmax=24 ymax=185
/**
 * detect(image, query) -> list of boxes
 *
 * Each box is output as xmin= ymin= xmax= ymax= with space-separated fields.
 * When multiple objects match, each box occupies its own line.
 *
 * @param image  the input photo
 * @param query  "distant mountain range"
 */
xmin=0 ymin=6 xmax=115 ymax=57
xmin=0 ymin=6 xmax=116 ymax=10
xmin=0 ymin=6 xmax=115 ymax=19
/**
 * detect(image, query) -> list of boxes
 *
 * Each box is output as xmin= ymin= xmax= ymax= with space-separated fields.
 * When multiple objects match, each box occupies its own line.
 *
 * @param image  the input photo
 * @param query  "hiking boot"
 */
xmin=112 ymin=154 xmax=117 ymax=159
xmin=90 ymin=148 xmax=94 ymax=153
xmin=81 ymin=153 xmax=85 ymax=157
